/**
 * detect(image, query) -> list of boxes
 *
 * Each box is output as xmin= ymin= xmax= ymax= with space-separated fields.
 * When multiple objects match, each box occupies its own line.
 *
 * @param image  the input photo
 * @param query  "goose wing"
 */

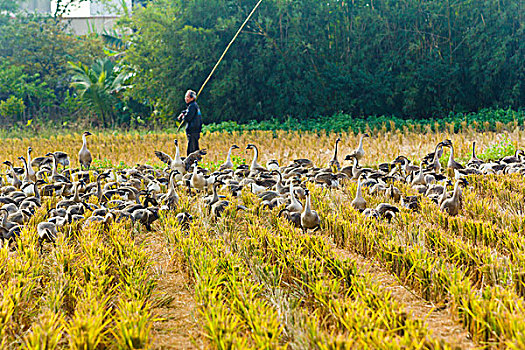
xmin=154 ymin=151 xmax=173 ymax=166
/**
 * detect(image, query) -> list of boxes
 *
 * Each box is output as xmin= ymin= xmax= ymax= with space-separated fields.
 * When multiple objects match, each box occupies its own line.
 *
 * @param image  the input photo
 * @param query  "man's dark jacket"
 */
xmin=183 ymin=100 xmax=202 ymax=134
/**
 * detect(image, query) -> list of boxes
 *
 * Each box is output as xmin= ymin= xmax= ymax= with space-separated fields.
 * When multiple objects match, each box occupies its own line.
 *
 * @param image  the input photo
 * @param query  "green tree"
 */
xmin=0 ymin=14 xmax=104 ymax=123
xmin=122 ymin=0 xmax=524 ymax=123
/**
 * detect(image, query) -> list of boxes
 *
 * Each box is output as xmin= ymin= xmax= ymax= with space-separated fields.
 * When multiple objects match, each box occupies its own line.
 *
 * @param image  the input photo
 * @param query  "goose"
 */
xmin=328 ymin=137 xmax=341 ymax=171
xmin=3 ymin=161 xmax=22 ymax=189
xmin=219 ymin=145 xmax=240 ymax=171
xmin=0 ymin=208 xmax=17 ymax=230
xmin=442 ymin=139 xmax=464 ymax=170
xmin=386 ymin=184 xmax=401 ymax=202
xmin=501 ymin=149 xmax=524 ymax=164
xmin=83 ymin=212 xmax=115 ymax=229
xmin=31 ymin=154 xmax=53 ymax=169
xmin=467 ymin=141 xmax=483 ymax=168
xmin=411 ymin=166 xmax=427 ymax=186
xmin=37 ymin=221 xmax=58 ymax=253
xmin=270 ymin=170 xmax=287 ymax=195
xmin=246 ymin=144 xmax=267 ymax=173
xmin=266 ymin=160 xmax=280 ymax=171
xmin=300 ymin=189 xmax=320 ymax=232
xmin=375 ymin=203 xmax=400 ymax=221
xmin=402 ymin=195 xmax=421 ymax=212
xmin=159 ymin=170 xmax=179 ymax=210
xmin=54 ymin=152 xmax=70 ymax=170
xmin=132 ymin=207 xmax=160 ymax=231
xmin=56 ymin=181 xmax=84 ymax=209
xmin=78 ymin=131 xmax=93 ymax=170
xmin=8 ymin=209 xmax=33 ymax=225
xmin=154 ymin=139 xmax=186 ymax=174
xmin=176 ymin=212 xmax=193 ymax=229
xmin=45 ymin=153 xmax=71 ymax=183
xmin=18 ymin=156 xmax=35 ymax=184
xmin=393 ymin=156 xmax=420 ymax=177
xmin=24 ymin=147 xmax=37 ymax=182
xmin=204 ymin=180 xmax=223 ymax=211
xmin=348 ymin=133 xmax=370 ymax=162
xmin=286 ymin=184 xmax=303 ymax=213
xmin=426 ymin=142 xmax=444 ymax=173
xmin=440 ymin=178 xmax=468 ymax=216
xmin=2 ymin=225 xmax=22 ymax=247
xmin=351 ymin=178 xmax=366 ymax=211
xmin=183 ymin=149 xmax=207 ymax=172
xmin=190 ymin=161 xmax=207 ymax=192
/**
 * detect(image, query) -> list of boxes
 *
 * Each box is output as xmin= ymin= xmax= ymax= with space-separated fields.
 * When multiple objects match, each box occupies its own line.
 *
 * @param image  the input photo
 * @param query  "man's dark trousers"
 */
xmin=187 ymin=133 xmax=200 ymax=155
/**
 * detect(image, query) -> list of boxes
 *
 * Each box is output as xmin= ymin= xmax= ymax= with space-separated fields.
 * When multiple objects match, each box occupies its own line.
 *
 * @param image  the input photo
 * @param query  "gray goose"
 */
xmin=78 ymin=131 xmax=93 ymax=170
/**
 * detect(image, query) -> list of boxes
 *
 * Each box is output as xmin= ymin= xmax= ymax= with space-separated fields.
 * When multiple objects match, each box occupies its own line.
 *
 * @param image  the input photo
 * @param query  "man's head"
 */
xmin=185 ymin=90 xmax=196 ymax=103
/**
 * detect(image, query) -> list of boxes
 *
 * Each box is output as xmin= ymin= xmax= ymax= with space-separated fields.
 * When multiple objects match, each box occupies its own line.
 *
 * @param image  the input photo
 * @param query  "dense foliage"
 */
xmin=125 ymin=0 xmax=524 ymax=123
xmin=0 ymin=0 xmax=523 ymax=128
xmin=0 ymin=7 xmax=104 ymax=125
xmin=203 ymin=108 xmax=525 ymax=134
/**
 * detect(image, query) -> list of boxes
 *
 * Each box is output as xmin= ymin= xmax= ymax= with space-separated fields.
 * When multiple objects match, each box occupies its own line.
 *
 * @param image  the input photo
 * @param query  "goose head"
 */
xmin=83 ymin=131 xmax=92 ymax=137
xmin=174 ymin=139 xmax=178 ymax=146
xmin=231 ymin=144 xmax=240 ymax=150
xmin=442 ymin=139 xmax=453 ymax=147
xmin=28 ymin=146 xmax=32 ymax=154
xmin=246 ymin=144 xmax=255 ymax=150
xmin=3 ymin=160 xmax=12 ymax=167
xmin=344 ymin=154 xmax=356 ymax=161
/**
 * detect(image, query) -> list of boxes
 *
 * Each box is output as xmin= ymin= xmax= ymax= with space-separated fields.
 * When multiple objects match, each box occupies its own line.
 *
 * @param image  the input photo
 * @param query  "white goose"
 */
xmin=246 ymin=144 xmax=267 ymax=173
xmin=219 ymin=144 xmax=240 ymax=171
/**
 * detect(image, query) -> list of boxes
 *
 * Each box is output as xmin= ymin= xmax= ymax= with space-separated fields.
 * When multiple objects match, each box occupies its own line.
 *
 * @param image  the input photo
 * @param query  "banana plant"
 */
xmin=68 ymin=58 xmax=132 ymax=127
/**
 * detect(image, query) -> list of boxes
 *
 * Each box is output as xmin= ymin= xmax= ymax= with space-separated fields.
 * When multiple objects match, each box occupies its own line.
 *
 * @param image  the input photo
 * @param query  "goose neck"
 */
xmin=34 ymin=182 xmax=40 ymax=200
xmin=358 ymin=135 xmax=365 ymax=150
xmin=175 ymin=143 xmax=181 ymax=159
xmin=304 ymin=193 xmax=311 ymax=213
xmin=226 ymin=147 xmax=233 ymax=163
xmin=332 ymin=139 xmax=340 ymax=160
xmin=212 ymin=183 xmax=219 ymax=201
xmin=356 ymin=180 xmax=363 ymax=198
xmin=51 ymin=155 xmax=58 ymax=176
xmin=251 ymin=146 xmax=259 ymax=166
xmin=452 ymin=181 xmax=461 ymax=200
xmin=20 ymin=157 xmax=29 ymax=177
xmin=73 ymin=182 xmax=80 ymax=202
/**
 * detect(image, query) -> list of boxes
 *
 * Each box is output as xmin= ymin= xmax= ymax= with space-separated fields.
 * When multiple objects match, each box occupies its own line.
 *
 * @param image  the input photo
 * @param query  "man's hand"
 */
xmin=177 ymin=113 xmax=185 ymax=121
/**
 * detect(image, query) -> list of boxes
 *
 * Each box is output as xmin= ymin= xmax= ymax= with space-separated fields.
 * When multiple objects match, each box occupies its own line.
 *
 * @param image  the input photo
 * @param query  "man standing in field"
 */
xmin=178 ymin=90 xmax=203 ymax=156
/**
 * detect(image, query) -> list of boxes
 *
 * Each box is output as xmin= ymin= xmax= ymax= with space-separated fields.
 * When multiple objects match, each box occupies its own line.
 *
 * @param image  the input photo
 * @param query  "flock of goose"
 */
xmin=0 ymin=131 xmax=522 ymax=252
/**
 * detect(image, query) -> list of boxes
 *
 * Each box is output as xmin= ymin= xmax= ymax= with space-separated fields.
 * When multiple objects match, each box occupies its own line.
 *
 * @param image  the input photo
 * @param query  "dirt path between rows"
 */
xmin=143 ymin=231 xmax=205 ymax=350
xmin=326 ymin=239 xmax=478 ymax=350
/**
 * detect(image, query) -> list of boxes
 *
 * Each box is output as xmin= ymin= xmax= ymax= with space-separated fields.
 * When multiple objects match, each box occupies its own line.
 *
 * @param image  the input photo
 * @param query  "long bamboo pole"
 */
xmin=197 ymin=0 xmax=264 ymax=98
xmin=177 ymin=0 xmax=265 ymax=132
